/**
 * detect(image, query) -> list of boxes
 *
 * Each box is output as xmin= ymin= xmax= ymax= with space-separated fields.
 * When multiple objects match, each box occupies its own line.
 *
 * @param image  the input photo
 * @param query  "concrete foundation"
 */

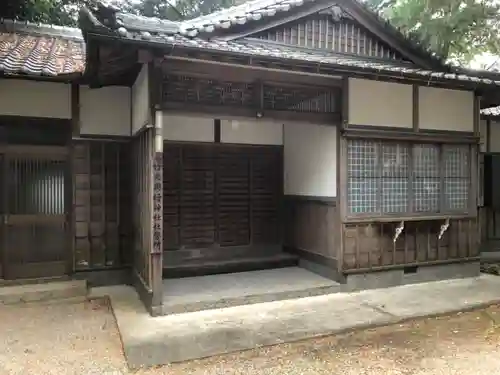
xmin=298 ymin=259 xmax=342 ymax=282
xmin=344 ymin=261 xmax=480 ymax=292
xmin=0 ymin=280 xmax=88 ymax=305
xmin=94 ymin=274 xmax=500 ymax=369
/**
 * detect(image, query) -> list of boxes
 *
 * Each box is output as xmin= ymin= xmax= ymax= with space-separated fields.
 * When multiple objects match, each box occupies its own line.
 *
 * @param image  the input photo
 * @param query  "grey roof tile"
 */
xmin=481 ymin=106 xmax=500 ymax=116
xmin=0 ymin=20 xmax=85 ymax=77
xmin=179 ymin=0 xmax=307 ymax=36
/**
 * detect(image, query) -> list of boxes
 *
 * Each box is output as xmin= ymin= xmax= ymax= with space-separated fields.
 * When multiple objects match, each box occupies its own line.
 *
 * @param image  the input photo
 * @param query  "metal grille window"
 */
xmin=347 ymin=139 xmax=472 ymax=216
xmin=263 ymin=84 xmax=340 ymax=113
xmin=163 ymin=74 xmax=255 ymax=107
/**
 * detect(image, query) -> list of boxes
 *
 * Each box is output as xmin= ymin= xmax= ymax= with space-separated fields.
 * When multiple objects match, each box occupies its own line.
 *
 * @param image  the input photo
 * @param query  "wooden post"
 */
xmin=150 ymin=110 xmax=164 ymax=314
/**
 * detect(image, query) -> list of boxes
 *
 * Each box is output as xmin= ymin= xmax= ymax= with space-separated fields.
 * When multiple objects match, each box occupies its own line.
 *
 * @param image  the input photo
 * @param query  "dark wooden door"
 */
xmin=2 ymin=146 xmax=69 ymax=280
xmin=163 ymin=143 xmax=282 ymax=251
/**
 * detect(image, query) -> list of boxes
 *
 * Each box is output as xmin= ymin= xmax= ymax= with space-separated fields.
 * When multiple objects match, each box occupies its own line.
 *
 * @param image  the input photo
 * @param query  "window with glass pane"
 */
xmin=413 ymin=144 xmax=440 ymax=212
xmin=443 ymin=145 xmax=470 ymax=211
xmin=347 ymin=139 xmax=379 ymax=214
xmin=346 ymin=139 xmax=472 ymax=216
xmin=381 ymin=143 xmax=409 ymax=213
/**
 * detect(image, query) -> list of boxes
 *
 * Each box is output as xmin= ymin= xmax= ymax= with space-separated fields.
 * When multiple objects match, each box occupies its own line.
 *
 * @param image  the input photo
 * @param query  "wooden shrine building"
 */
xmin=1 ymin=0 xmax=500 ymax=315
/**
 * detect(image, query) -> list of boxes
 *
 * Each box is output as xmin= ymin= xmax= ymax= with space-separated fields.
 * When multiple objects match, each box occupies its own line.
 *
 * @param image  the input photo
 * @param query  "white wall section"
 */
xmin=419 ymin=87 xmax=474 ymax=132
xmin=489 ymin=121 xmax=500 ymax=153
xmin=348 ymin=78 xmax=413 ymax=128
xmin=221 ymin=119 xmax=283 ymax=145
xmin=162 ymin=114 xmax=214 ymax=142
xmin=0 ymin=80 xmax=71 ymax=119
xmin=79 ymin=85 xmax=131 ymax=136
xmin=284 ymin=122 xmax=337 ymax=197
xmin=132 ymin=64 xmax=149 ymax=134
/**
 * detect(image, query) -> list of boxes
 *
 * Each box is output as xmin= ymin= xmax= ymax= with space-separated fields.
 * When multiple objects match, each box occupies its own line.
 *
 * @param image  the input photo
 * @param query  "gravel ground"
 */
xmin=2 ymin=298 xmax=500 ymax=375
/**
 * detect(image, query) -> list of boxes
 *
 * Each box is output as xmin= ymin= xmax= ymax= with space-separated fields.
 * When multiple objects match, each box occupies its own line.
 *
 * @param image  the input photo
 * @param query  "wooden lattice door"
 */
xmin=2 ymin=146 xmax=69 ymax=280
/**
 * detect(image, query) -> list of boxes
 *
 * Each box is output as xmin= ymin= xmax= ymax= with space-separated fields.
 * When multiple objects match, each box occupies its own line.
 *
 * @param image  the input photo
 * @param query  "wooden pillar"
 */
xmin=68 ymin=83 xmax=80 ymax=275
xmin=150 ymin=110 xmax=164 ymax=314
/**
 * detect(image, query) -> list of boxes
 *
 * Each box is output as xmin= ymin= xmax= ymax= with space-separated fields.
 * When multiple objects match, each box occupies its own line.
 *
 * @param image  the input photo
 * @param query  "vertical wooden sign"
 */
xmin=152 ymin=151 xmax=163 ymax=254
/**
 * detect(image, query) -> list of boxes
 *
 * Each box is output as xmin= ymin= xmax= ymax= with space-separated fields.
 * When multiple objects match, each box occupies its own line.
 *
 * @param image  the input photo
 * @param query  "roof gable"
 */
xmin=181 ymin=0 xmax=444 ymax=68
xmin=248 ymin=6 xmax=407 ymax=61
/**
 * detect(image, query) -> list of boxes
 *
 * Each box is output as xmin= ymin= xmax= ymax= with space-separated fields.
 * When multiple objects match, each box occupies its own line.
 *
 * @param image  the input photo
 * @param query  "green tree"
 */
xmin=366 ymin=0 xmax=500 ymax=63
xmin=0 ymin=0 xmax=235 ymax=25
xmin=119 ymin=0 xmax=235 ymax=21
xmin=0 ymin=0 xmax=102 ymax=25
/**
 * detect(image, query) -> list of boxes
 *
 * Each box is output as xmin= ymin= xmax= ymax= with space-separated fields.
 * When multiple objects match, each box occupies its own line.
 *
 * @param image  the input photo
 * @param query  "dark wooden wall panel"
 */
xmin=284 ymin=198 xmax=338 ymax=260
xmin=73 ymin=140 xmax=132 ymax=270
xmin=342 ymin=218 xmax=479 ymax=272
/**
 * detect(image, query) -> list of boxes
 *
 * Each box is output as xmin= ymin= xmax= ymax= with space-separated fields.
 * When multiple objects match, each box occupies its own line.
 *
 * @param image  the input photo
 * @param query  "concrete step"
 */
xmin=0 ymin=280 xmax=88 ymax=305
xmin=161 ymin=267 xmax=341 ymax=315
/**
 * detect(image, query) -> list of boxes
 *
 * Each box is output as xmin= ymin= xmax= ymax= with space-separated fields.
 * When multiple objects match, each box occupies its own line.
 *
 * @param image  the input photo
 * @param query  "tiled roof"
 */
xmin=78 ymin=2 xmax=500 ymax=86
xmin=0 ymin=20 xmax=85 ymax=77
xmin=180 ymin=0 xmax=307 ymax=36
xmin=98 ymin=0 xmax=307 ymax=38
xmin=90 ymin=21 xmax=500 ymax=87
xmin=481 ymin=106 xmax=500 ymax=117
xmin=90 ymin=0 xmax=446 ymax=68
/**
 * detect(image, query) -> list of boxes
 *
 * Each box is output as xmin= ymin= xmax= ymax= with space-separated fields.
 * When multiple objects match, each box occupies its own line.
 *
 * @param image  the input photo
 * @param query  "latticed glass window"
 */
xmin=347 ymin=139 xmax=472 ymax=216
xmin=347 ymin=139 xmax=379 ymax=214
xmin=381 ymin=143 xmax=409 ymax=214
xmin=413 ymin=144 xmax=440 ymax=212
xmin=443 ymin=145 xmax=470 ymax=211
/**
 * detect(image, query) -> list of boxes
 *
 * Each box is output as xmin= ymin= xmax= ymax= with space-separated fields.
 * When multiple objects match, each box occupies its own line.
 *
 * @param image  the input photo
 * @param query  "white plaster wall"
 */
xmin=221 ymin=119 xmax=283 ymax=145
xmin=284 ymin=122 xmax=337 ymax=197
xmin=419 ymin=87 xmax=474 ymax=132
xmin=348 ymin=78 xmax=413 ymax=128
xmin=0 ymin=79 xmax=71 ymax=119
xmin=490 ymin=121 xmax=500 ymax=153
xmin=80 ymin=86 xmax=131 ymax=136
xmin=162 ymin=114 xmax=214 ymax=142
xmin=132 ymin=64 xmax=149 ymax=134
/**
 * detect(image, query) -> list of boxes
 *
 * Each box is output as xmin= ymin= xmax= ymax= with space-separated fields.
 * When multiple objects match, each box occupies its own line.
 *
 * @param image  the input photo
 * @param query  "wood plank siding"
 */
xmin=341 ymin=218 xmax=479 ymax=272
xmin=253 ymin=13 xmax=405 ymax=60
xmin=73 ymin=140 xmax=132 ymax=270
xmin=284 ymin=197 xmax=339 ymax=268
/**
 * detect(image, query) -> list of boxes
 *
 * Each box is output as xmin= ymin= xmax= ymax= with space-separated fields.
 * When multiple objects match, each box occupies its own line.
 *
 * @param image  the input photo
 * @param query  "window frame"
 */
xmin=345 ymin=138 xmax=476 ymax=221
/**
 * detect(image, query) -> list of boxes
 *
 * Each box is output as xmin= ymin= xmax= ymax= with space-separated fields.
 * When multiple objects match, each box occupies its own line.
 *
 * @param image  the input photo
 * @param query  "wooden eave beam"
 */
xmin=162 ymin=54 xmax=485 ymax=91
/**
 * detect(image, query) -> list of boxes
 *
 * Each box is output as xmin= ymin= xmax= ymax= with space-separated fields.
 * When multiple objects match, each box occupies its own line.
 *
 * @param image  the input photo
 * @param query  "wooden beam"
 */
xmin=412 ymin=84 xmax=419 ymax=132
xmin=163 ymin=56 xmax=343 ymax=86
xmin=161 ymin=101 xmax=341 ymax=125
xmin=71 ymin=83 xmax=80 ymax=137
xmin=138 ymin=49 xmax=154 ymax=64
